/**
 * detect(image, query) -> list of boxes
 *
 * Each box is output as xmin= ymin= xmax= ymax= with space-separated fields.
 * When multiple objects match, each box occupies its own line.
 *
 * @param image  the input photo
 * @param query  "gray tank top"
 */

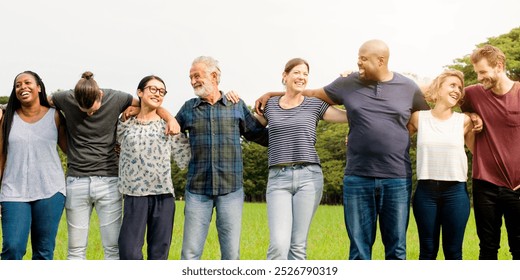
xmin=0 ymin=108 xmax=66 ymax=202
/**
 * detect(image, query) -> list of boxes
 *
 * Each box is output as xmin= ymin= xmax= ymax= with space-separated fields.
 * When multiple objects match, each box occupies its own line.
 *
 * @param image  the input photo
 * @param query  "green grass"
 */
xmin=2 ymin=202 xmax=512 ymax=260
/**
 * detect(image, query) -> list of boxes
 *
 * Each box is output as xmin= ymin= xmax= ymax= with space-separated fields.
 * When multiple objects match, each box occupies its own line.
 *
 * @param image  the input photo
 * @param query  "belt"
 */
xmin=271 ymin=162 xmax=314 ymax=170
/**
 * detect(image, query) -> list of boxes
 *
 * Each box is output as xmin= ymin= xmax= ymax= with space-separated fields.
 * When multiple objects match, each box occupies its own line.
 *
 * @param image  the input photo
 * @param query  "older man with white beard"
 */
xmin=175 ymin=56 xmax=268 ymax=260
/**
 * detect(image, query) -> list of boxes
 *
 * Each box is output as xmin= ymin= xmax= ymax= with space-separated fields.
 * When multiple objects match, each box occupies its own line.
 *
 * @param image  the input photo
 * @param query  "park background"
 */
xmin=0 ymin=0 xmax=519 ymax=262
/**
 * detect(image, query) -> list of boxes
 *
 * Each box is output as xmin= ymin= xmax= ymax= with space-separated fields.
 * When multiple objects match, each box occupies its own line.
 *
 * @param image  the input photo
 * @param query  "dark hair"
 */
xmin=137 ymin=75 xmax=166 ymax=92
xmin=2 ymin=71 xmax=51 ymax=155
xmin=74 ymin=71 xmax=101 ymax=109
xmin=136 ymin=75 xmax=166 ymax=104
xmin=282 ymin=58 xmax=309 ymax=84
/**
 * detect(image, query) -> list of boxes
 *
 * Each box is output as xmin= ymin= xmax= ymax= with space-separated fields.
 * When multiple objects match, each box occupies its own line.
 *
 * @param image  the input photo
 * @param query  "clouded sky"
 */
xmin=1 ymin=0 xmax=518 ymax=114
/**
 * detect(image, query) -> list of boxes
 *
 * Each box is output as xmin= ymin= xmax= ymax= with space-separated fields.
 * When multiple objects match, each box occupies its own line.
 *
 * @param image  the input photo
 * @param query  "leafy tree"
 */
xmin=171 ymin=161 xmax=188 ymax=199
xmin=242 ymin=141 xmax=268 ymax=202
xmin=447 ymin=26 xmax=520 ymax=85
xmin=315 ymin=120 xmax=348 ymax=204
xmin=0 ymin=96 xmax=8 ymax=104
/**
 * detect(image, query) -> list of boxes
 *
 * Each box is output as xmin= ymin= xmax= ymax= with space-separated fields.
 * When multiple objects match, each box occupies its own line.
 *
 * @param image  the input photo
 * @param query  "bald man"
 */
xmin=256 ymin=39 xmax=429 ymax=260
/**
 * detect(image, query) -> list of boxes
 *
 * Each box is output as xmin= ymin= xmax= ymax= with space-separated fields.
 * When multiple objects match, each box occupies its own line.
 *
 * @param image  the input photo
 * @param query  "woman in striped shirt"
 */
xmin=254 ymin=58 xmax=348 ymax=260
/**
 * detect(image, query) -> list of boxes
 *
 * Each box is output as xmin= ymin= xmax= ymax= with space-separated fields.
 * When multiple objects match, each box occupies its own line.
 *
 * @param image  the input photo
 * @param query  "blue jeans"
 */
xmin=65 ymin=176 xmax=122 ymax=260
xmin=266 ymin=164 xmax=323 ymax=260
xmin=473 ymin=179 xmax=520 ymax=260
xmin=181 ymin=188 xmax=244 ymax=260
xmin=343 ymin=175 xmax=411 ymax=260
xmin=412 ymin=180 xmax=470 ymax=260
xmin=1 ymin=192 xmax=65 ymax=260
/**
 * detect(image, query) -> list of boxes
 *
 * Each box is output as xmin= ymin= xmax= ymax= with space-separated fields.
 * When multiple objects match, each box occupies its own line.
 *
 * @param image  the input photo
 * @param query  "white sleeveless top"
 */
xmin=0 ymin=108 xmax=66 ymax=202
xmin=416 ymin=110 xmax=468 ymax=182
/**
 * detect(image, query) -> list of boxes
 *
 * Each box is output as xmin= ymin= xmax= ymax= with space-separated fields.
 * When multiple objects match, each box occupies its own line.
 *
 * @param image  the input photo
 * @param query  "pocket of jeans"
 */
xmin=268 ymin=167 xmax=284 ymax=179
xmin=100 ymin=176 xmax=119 ymax=185
xmin=305 ymin=164 xmax=323 ymax=174
xmin=66 ymin=176 xmax=79 ymax=185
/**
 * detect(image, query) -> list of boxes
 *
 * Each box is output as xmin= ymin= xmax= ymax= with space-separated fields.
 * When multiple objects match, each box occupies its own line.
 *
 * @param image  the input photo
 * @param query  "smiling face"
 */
xmin=14 ymin=73 xmax=41 ymax=105
xmin=283 ymin=63 xmax=308 ymax=94
xmin=436 ymin=76 xmax=464 ymax=108
xmin=138 ymin=78 xmax=166 ymax=109
xmin=357 ymin=50 xmax=380 ymax=81
xmin=473 ymin=58 xmax=500 ymax=90
xmin=190 ymin=62 xmax=217 ymax=98
xmin=356 ymin=40 xmax=389 ymax=81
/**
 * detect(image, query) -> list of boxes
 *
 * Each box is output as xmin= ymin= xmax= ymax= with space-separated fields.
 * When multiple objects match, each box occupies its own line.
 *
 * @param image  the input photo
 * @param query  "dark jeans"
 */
xmin=343 ymin=175 xmax=411 ymax=260
xmin=412 ymin=180 xmax=470 ymax=260
xmin=473 ymin=179 xmax=520 ymax=260
xmin=1 ymin=192 xmax=65 ymax=260
xmin=118 ymin=194 xmax=175 ymax=260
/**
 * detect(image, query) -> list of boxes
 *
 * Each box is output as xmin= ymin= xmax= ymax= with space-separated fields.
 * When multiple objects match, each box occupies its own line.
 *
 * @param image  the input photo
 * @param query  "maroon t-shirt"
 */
xmin=461 ymin=82 xmax=520 ymax=190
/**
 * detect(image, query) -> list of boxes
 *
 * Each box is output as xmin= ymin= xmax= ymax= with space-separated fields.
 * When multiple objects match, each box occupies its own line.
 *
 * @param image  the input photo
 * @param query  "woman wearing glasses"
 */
xmin=116 ymin=75 xmax=190 ymax=260
xmin=51 ymin=71 xmax=178 ymax=259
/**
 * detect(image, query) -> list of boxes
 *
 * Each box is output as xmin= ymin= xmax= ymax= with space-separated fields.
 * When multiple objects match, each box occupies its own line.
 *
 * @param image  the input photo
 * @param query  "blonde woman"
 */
xmin=407 ymin=69 xmax=474 ymax=259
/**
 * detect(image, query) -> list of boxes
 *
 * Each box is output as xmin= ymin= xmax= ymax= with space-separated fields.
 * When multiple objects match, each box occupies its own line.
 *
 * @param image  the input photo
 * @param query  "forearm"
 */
xmin=301 ymin=88 xmax=336 ymax=105
xmin=156 ymin=107 xmax=173 ymax=121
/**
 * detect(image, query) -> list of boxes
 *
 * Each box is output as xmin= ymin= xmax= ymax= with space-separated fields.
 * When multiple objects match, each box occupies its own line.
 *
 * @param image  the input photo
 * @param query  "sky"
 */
xmin=0 ymin=0 xmax=518 ymax=114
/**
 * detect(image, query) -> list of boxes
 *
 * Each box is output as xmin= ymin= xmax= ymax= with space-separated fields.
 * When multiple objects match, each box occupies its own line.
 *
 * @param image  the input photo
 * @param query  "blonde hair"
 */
xmin=470 ymin=44 xmax=506 ymax=68
xmin=424 ymin=70 xmax=465 ymax=105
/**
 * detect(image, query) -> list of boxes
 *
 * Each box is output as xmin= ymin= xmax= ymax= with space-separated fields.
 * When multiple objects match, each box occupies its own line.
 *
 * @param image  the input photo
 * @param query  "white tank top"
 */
xmin=0 ymin=108 xmax=66 ymax=202
xmin=416 ymin=110 xmax=468 ymax=182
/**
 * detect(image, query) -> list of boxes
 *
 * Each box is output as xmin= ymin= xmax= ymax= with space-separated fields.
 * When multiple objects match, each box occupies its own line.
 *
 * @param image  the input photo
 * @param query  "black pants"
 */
xmin=473 ymin=179 xmax=520 ymax=260
xmin=118 ymin=194 xmax=175 ymax=260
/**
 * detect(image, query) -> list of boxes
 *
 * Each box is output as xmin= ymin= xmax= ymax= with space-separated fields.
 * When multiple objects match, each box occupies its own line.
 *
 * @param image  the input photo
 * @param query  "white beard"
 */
xmin=194 ymin=82 xmax=214 ymax=98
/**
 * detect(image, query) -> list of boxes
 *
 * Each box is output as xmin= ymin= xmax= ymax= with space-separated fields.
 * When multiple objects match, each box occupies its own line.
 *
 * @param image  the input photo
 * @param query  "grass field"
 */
xmin=1 ymin=201 xmax=512 ymax=260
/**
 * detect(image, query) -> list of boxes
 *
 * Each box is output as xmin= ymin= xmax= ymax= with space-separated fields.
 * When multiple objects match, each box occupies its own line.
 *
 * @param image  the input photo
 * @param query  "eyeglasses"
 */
xmin=144 ymin=86 xmax=167 ymax=97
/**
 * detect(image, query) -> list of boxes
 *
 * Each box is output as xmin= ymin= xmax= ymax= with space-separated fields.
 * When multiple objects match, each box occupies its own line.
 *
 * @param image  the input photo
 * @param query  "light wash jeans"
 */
xmin=343 ymin=175 xmax=411 ymax=260
xmin=181 ymin=188 xmax=244 ymax=260
xmin=65 ymin=176 xmax=122 ymax=260
xmin=266 ymin=164 xmax=323 ymax=260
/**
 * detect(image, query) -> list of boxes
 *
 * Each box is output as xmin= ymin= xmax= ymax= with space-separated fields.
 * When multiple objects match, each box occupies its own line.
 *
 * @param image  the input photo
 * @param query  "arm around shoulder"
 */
xmin=55 ymin=110 xmax=67 ymax=155
xmin=322 ymin=105 xmax=348 ymax=123
xmin=302 ymin=88 xmax=336 ymax=105
xmin=255 ymin=91 xmax=283 ymax=115
xmin=463 ymin=114 xmax=475 ymax=153
xmin=157 ymin=107 xmax=180 ymax=135
xmin=407 ymin=111 xmax=419 ymax=137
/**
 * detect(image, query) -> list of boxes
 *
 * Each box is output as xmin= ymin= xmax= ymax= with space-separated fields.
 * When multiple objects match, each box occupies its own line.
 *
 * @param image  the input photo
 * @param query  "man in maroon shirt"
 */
xmin=461 ymin=44 xmax=520 ymax=260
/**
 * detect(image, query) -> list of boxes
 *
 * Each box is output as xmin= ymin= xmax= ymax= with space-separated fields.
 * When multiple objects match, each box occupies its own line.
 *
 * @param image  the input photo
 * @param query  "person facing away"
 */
xmin=0 ymin=71 xmax=67 ymax=260
xmin=460 ymin=44 xmax=520 ymax=260
xmin=256 ymin=39 xmax=430 ymax=260
xmin=407 ymin=70 xmax=474 ymax=260
xmin=252 ymin=58 xmax=348 ymax=260
xmin=117 ymin=75 xmax=191 ymax=260
xmin=176 ymin=56 xmax=268 ymax=260
xmin=50 ymin=71 xmax=178 ymax=260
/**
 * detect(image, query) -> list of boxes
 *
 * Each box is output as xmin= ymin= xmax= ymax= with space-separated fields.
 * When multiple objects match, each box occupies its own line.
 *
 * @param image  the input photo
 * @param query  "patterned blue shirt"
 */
xmin=176 ymin=93 xmax=268 ymax=196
